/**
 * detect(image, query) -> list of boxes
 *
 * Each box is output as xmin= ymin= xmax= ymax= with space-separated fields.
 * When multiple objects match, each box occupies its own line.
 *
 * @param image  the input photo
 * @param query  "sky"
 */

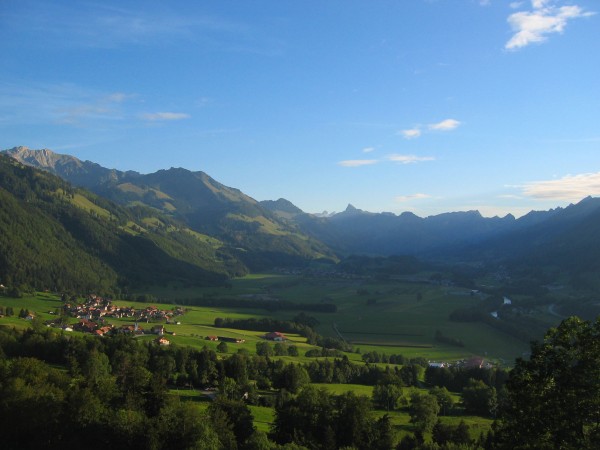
xmin=1 ymin=0 xmax=599 ymax=218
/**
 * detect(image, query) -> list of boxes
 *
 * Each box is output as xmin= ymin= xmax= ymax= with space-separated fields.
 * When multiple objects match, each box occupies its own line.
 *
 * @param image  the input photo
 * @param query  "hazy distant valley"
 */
xmin=4 ymin=145 xmax=600 ymax=334
xmin=5 ymin=146 xmax=600 ymax=290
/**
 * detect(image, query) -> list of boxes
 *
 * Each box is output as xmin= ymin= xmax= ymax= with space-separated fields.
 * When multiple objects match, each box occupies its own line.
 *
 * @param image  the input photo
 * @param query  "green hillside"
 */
xmin=102 ymin=167 xmax=338 ymax=270
xmin=4 ymin=147 xmax=338 ymax=272
xmin=0 ymin=155 xmax=234 ymax=293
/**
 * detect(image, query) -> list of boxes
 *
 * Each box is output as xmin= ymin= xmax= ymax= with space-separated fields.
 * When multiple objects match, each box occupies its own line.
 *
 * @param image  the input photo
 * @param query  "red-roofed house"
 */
xmin=265 ymin=332 xmax=286 ymax=341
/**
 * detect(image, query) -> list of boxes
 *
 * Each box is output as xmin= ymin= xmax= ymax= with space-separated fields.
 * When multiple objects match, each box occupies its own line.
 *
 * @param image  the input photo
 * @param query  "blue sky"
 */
xmin=1 ymin=0 xmax=599 ymax=217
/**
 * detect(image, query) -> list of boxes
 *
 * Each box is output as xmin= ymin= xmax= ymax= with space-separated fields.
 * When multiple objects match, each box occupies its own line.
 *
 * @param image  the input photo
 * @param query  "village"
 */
xmin=37 ymin=294 xmax=290 ymax=348
xmin=43 ymin=294 xmax=188 ymax=345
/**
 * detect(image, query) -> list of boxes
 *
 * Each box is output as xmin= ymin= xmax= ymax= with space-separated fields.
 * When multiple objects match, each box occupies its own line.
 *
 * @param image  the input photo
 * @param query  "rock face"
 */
xmin=3 ymin=146 xmax=137 ymax=188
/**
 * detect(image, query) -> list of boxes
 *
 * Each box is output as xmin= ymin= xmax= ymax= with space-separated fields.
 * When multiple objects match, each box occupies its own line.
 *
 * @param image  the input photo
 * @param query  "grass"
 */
xmin=312 ymin=383 xmax=374 ymax=397
xmin=0 ymin=288 xmax=502 ymax=444
xmin=249 ymin=405 xmax=275 ymax=433
xmin=0 ymin=291 xmax=64 ymax=329
xmin=150 ymin=273 xmax=537 ymax=362
xmin=71 ymin=193 xmax=111 ymax=218
xmin=0 ymin=282 xmax=508 ymax=450
xmin=1 ymin=272 xmax=545 ymax=364
xmin=183 ymin=228 xmax=224 ymax=248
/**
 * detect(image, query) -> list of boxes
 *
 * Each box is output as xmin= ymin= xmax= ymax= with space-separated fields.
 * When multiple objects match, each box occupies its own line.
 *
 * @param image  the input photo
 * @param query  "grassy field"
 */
xmin=0 ymin=273 xmax=536 ymax=363
xmin=0 ymin=285 xmax=503 ymax=444
xmin=145 ymin=274 xmax=533 ymax=363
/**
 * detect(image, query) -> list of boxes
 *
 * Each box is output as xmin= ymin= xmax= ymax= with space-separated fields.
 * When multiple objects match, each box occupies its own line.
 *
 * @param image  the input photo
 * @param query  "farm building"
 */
xmin=152 ymin=325 xmax=165 ymax=336
xmin=265 ymin=331 xmax=286 ymax=341
xmin=155 ymin=337 xmax=170 ymax=346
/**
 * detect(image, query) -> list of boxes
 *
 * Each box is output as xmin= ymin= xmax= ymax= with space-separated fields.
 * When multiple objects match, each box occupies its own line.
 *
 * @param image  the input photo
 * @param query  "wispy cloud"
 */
xmin=362 ymin=146 xmax=375 ymax=153
xmin=428 ymin=118 xmax=461 ymax=131
xmin=497 ymin=194 xmax=523 ymax=199
xmin=106 ymin=92 xmax=135 ymax=103
xmin=339 ymin=152 xmax=435 ymax=168
xmin=58 ymin=104 xmax=112 ymax=124
xmin=3 ymin=2 xmax=282 ymax=54
xmin=0 ymin=82 xmax=134 ymax=126
xmin=399 ymin=118 xmax=460 ymax=138
xmin=387 ymin=154 xmax=435 ymax=164
xmin=396 ymin=193 xmax=432 ymax=202
xmin=58 ymin=91 xmax=134 ymax=124
xmin=532 ymin=0 xmax=550 ymax=8
xmin=141 ymin=112 xmax=191 ymax=121
xmin=338 ymin=159 xmax=378 ymax=167
xmin=506 ymin=1 xmax=595 ymax=50
xmin=399 ymin=128 xmax=422 ymax=139
xmin=521 ymin=172 xmax=600 ymax=200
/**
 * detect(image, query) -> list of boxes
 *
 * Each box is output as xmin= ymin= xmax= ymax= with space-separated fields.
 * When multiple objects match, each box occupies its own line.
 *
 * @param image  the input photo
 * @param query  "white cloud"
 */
xmin=521 ymin=172 xmax=600 ymax=200
xmin=531 ymin=0 xmax=549 ymax=9
xmin=399 ymin=128 xmax=422 ymax=139
xmin=497 ymin=194 xmax=523 ymax=199
xmin=362 ymin=146 xmax=375 ymax=153
xmin=387 ymin=154 xmax=435 ymax=164
xmin=141 ymin=112 xmax=190 ymax=121
xmin=338 ymin=159 xmax=378 ymax=167
xmin=506 ymin=2 xmax=595 ymax=50
xmin=58 ymin=104 xmax=112 ymax=124
xmin=428 ymin=119 xmax=461 ymax=131
xmin=510 ymin=2 xmax=524 ymax=9
xmin=396 ymin=193 xmax=432 ymax=202
xmin=106 ymin=92 xmax=132 ymax=103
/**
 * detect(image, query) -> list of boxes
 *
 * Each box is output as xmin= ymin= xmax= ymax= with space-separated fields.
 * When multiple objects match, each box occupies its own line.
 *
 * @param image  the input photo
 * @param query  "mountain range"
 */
xmin=4 ymin=146 xmax=600 ymax=291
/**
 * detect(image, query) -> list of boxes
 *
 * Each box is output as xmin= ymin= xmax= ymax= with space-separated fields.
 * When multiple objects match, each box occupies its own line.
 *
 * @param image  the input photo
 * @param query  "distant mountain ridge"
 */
xmin=266 ymin=201 xmax=521 ymax=257
xmin=5 ymin=147 xmax=600 ymax=280
xmin=3 ymin=147 xmax=336 ymax=271
xmin=5 ymin=146 xmax=139 ymax=189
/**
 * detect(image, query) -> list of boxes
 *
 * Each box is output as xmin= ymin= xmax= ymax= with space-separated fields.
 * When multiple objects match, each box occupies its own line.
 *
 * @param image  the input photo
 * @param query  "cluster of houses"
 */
xmin=52 ymin=295 xmax=186 ymax=346
xmin=428 ymin=356 xmax=492 ymax=370
xmin=64 ymin=294 xmax=185 ymax=323
xmin=68 ymin=319 xmax=174 ymax=345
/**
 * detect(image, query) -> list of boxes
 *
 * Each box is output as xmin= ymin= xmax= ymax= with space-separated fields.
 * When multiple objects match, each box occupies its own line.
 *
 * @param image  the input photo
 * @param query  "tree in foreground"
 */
xmin=494 ymin=316 xmax=600 ymax=449
xmin=408 ymin=392 xmax=440 ymax=433
xmin=462 ymin=378 xmax=497 ymax=417
xmin=271 ymin=385 xmax=393 ymax=449
xmin=372 ymin=380 xmax=403 ymax=411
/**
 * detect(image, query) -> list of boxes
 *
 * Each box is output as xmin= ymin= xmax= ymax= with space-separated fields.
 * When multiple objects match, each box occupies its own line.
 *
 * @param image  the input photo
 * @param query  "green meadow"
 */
xmin=0 ymin=279 xmax=508 ymax=440
xmin=0 ymin=273 xmax=533 ymax=363
xmin=147 ymin=274 xmax=531 ymax=363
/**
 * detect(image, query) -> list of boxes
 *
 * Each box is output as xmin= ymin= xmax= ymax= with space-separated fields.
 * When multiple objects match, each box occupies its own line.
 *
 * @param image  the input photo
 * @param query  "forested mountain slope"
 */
xmin=0 ymin=155 xmax=235 ymax=293
xmin=4 ymin=147 xmax=337 ymax=271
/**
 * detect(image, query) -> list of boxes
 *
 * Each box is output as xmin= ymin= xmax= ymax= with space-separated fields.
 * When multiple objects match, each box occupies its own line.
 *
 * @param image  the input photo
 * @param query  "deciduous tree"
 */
xmin=495 ymin=316 xmax=600 ymax=449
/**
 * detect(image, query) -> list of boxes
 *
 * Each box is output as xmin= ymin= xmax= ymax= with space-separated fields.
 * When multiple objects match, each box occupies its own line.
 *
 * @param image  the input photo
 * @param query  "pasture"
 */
xmin=0 ymin=284 xmax=501 ymax=442
xmin=0 ymin=272 xmax=535 ymax=363
xmin=148 ymin=274 xmax=531 ymax=363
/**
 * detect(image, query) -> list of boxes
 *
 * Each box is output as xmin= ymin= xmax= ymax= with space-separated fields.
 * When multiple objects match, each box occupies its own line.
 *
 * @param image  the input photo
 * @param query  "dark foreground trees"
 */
xmin=271 ymin=385 xmax=393 ymax=449
xmin=494 ymin=316 xmax=600 ymax=449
